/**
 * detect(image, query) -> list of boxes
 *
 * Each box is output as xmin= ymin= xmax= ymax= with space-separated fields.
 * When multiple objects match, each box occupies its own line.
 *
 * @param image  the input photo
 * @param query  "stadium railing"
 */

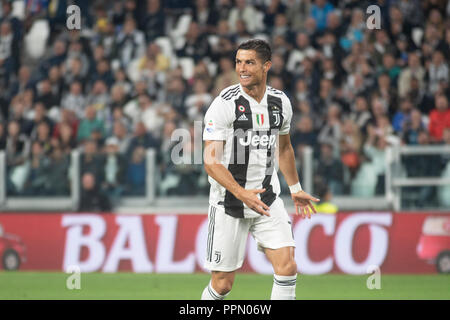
xmin=0 ymin=149 xmax=156 ymax=211
xmin=387 ymin=145 xmax=450 ymax=212
xmin=1 ymin=145 xmax=449 ymax=212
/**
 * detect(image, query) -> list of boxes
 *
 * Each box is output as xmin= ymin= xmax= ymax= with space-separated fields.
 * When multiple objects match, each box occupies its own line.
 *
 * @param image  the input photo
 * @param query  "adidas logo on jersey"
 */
xmin=237 ymin=114 xmax=248 ymax=121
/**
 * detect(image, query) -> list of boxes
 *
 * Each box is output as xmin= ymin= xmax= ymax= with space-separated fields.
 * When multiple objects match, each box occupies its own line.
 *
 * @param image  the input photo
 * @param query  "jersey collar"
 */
xmin=239 ymin=83 xmax=268 ymax=106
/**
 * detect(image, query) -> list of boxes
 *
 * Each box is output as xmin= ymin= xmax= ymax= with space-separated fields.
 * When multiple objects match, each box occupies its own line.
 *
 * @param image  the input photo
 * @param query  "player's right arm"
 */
xmin=203 ymin=140 xmax=270 ymax=216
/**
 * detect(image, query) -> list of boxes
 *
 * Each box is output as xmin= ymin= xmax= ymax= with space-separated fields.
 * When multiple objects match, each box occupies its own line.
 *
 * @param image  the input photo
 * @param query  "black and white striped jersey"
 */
xmin=203 ymin=84 xmax=293 ymax=219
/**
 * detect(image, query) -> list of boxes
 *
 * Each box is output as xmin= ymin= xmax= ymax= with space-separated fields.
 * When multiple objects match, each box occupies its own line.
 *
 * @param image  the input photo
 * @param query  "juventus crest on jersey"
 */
xmin=203 ymin=84 xmax=293 ymax=219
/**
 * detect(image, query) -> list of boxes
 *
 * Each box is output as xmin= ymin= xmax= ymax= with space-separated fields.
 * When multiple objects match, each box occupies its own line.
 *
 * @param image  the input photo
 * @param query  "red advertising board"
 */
xmin=0 ymin=212 xmax=448 ymax=274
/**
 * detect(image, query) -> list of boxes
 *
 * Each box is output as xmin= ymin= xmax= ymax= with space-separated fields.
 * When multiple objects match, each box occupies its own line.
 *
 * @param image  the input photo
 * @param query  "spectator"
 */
xmin=351 ymin=127 xmax=387 ymax=197
xmin=61 ymin=81 xmax=87 ymax=119
xmin=91 ymin=58 xmax=114 ymax=89
xmin=0 ymin=20 xmax=20 ymax=87
xmin=102 ymin=137 xmax=127 ymax=200
xmin=176 ymin=21 xmax=212 ymax=63
xmin=165 ymin=75 xmax=187 ymax=117
xmin=398 ymin=52 xmax=426 ymax=98
xmin=35 ymin=78 xmax=60 ymax=110
xmin=77 ymin=105 xmax=105 ymax=143
xmin=170 ymin=125 xmax=204 ymax=195
xmin=292 ymin=100 xmax=321 ymax=131
xmin=80 ymin=139 xmax=105 ymax=184
xmin=316 ymin=142 xmax=344 ymax=195
xmin=142 ymin=0 xmax=166 ymax=42
xmin=105 ymin=105 xmax=130 ymax=137
xmin=313 ymin=176 xmax=338 ymax=214
xmin=6 ymin=120 xmax=30 ymax=167
xmin=378 ymin=53 xmax=401 ymax=85
xmin=139 ymin=93 xmax=166 ymax=138
xmin=111 ymin=0 xmax=139 ymax=27
xmin=319 ymin=57 xmax=342 ymax=88
xmin=285 ymin=0 xmax=311 ymax=32
xmin=214 ymin=57 xmax=239 ymax=95
xmin=64 ymin=41 xmax=90 ymax=83
xmin=292 ymin=78 xmax=311 ymax=105
xmin=402 ymin=108 xmax=425 ymax=145
xmin=339 ymin=8 xmax=365 ymax=52
xmin=0 ymin=0 xmax=22 ymax=40
xmin=7 ymin=65 xmax=33 ymax=99
xmin=86 ymin=80 xmax=110 ymax=122
xmin=63 ymin=57 xmax=87 ymax=90
xmin=8 ymin=94 xmax=33 ymax=135
xmin=317 ymin=103 xmax=342 ymax=156
xmin=29 ymin=102 xmax=54 ymax=137
xmin=48 ymin=65 xmax=64 ymax=103
xmin=52 ymin=109 xmax=79 ymax=145
xmin=325 ymin=11 xmax=344 ymax=39
xmin=78 ymin=172 xmax=111 ymax=212
xmin=126 ymin=121 xmax=160 ymax=157
xmin=286 ymin=32 xmax=316 ymax=76
xmin=392 ymin=98 xmax=413 ymax=134
xmin=312 ymin=78 xmax=336 ymax=116
xmin=111 ymin=120 xmax=132 ymax=154
xmin=52 ymin=122 xmax=77 ymax=155
xmin=375 ymin=72 xmax=398 ymax=117
xmin=349 ymin=95 xmax=371 ymax=133
xmin=310 ymin=0 xmax=334 ymax=32
xmin=186 ymin=78 xmax=213 ymax=122
xmin=6 ymin=120 xmax=30 ymax=194
xmin=263 ymin=0 xmax=287 ymax=34
xmin=228 ymin=0 xmax=263 ymax=34
xmin=113 ymin=16 xmax=146 ymax=68
xmin=371 ymin=30 xmax=396 ymax=67
xmin=340 ymin=117 xmax=362 ymax=178
xmin=125 ymin=146 xmax=147 ymax=196
xmin=112 ymin=68 xmax=133 ymax=97
xmin=291 ymin=116 xmax=317 ymax=156
xmin=38 ymin=39 xmax=67 ymax=77
xmin=192 ymin=0 xmax=219 ymax=35
xmin=158 ymin=120 xmax=180 ymax=196
xmin=268 ymin=52 xmax=292 ymax=93
xmin=428 ymin=94 xmax=450 ymax=142
xmin=23 ymin=141 xmax=50 ymax=195
xmin=427 ymin=50 xmax=449 ymax=95
xmin=46 ymin=146 xmax=70 ymax=196
xmin=32 ymin=121 xmax=52 ymax=155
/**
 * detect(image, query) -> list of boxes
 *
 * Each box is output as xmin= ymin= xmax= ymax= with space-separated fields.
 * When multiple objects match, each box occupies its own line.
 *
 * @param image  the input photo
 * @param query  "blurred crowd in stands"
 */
xmin=0 ymin=0 xmax=449 ymax=210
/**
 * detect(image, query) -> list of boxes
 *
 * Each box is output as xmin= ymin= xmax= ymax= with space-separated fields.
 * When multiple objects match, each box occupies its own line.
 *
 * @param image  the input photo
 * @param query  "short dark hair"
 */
xmin=237 ymin=39 xmax=272 ymax=63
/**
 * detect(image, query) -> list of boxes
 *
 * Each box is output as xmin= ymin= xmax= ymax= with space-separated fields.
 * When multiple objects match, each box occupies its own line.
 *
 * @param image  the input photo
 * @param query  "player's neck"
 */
xmin=241 ymin=84 xmax=266 ymax=104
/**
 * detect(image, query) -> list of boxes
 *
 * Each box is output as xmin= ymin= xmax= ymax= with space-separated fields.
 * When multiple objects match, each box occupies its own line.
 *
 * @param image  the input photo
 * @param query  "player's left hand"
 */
xmin=291 ymin=191 xmax=319 ymax=219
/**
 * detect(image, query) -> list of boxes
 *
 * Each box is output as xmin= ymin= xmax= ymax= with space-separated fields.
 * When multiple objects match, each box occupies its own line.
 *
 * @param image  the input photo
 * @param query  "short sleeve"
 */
xmin=203 ymin=96 xmax=234 ymax=141
xmin=279 ymin=95 xmax=293 ymax=135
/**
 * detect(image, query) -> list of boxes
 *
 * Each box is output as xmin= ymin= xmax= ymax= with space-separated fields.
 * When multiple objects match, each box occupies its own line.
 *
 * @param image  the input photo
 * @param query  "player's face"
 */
xmin=235 ymin=49 xmax=271 ymax=88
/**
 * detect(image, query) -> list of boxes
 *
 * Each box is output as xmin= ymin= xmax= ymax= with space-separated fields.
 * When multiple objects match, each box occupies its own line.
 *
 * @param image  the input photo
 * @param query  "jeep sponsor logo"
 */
xmin=238 ymin=131 xmax=276 ymax=148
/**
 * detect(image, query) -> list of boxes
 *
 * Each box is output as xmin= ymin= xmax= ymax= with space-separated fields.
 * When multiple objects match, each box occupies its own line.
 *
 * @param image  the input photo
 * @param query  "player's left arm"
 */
xmin=278 ymin=133 xmax=319 ymax=219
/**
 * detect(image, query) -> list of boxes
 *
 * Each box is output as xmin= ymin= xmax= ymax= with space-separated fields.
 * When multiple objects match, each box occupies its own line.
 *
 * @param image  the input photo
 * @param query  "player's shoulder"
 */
xmin=219 ymin=84 xmax=241 ymax=101
xmin=205 ymin=85 xmax=239 ymax=117
xmin=267 ymin=86 xmax=292 ymax=107
xmin=267 ymin=85 xmax=288 ymax=98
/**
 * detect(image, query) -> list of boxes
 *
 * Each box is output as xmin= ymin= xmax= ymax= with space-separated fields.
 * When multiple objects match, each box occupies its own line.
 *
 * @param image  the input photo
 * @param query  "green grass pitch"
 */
xmin=0 ymin=272 xmax=449 ymax=300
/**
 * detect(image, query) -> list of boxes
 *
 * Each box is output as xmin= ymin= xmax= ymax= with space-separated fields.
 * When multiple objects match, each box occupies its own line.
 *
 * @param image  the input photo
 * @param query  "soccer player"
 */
xmin=201 ymin=39 xmax=319 ymax=300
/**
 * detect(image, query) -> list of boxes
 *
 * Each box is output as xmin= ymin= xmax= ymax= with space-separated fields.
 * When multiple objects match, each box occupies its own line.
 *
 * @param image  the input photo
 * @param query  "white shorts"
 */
xmin=204 ymin=197 xmax=295 ymax=272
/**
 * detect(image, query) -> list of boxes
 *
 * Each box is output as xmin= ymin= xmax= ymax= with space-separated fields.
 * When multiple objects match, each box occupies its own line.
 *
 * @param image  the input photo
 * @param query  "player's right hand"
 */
xmin=236 ymin=188 xmax=271 ymax=217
